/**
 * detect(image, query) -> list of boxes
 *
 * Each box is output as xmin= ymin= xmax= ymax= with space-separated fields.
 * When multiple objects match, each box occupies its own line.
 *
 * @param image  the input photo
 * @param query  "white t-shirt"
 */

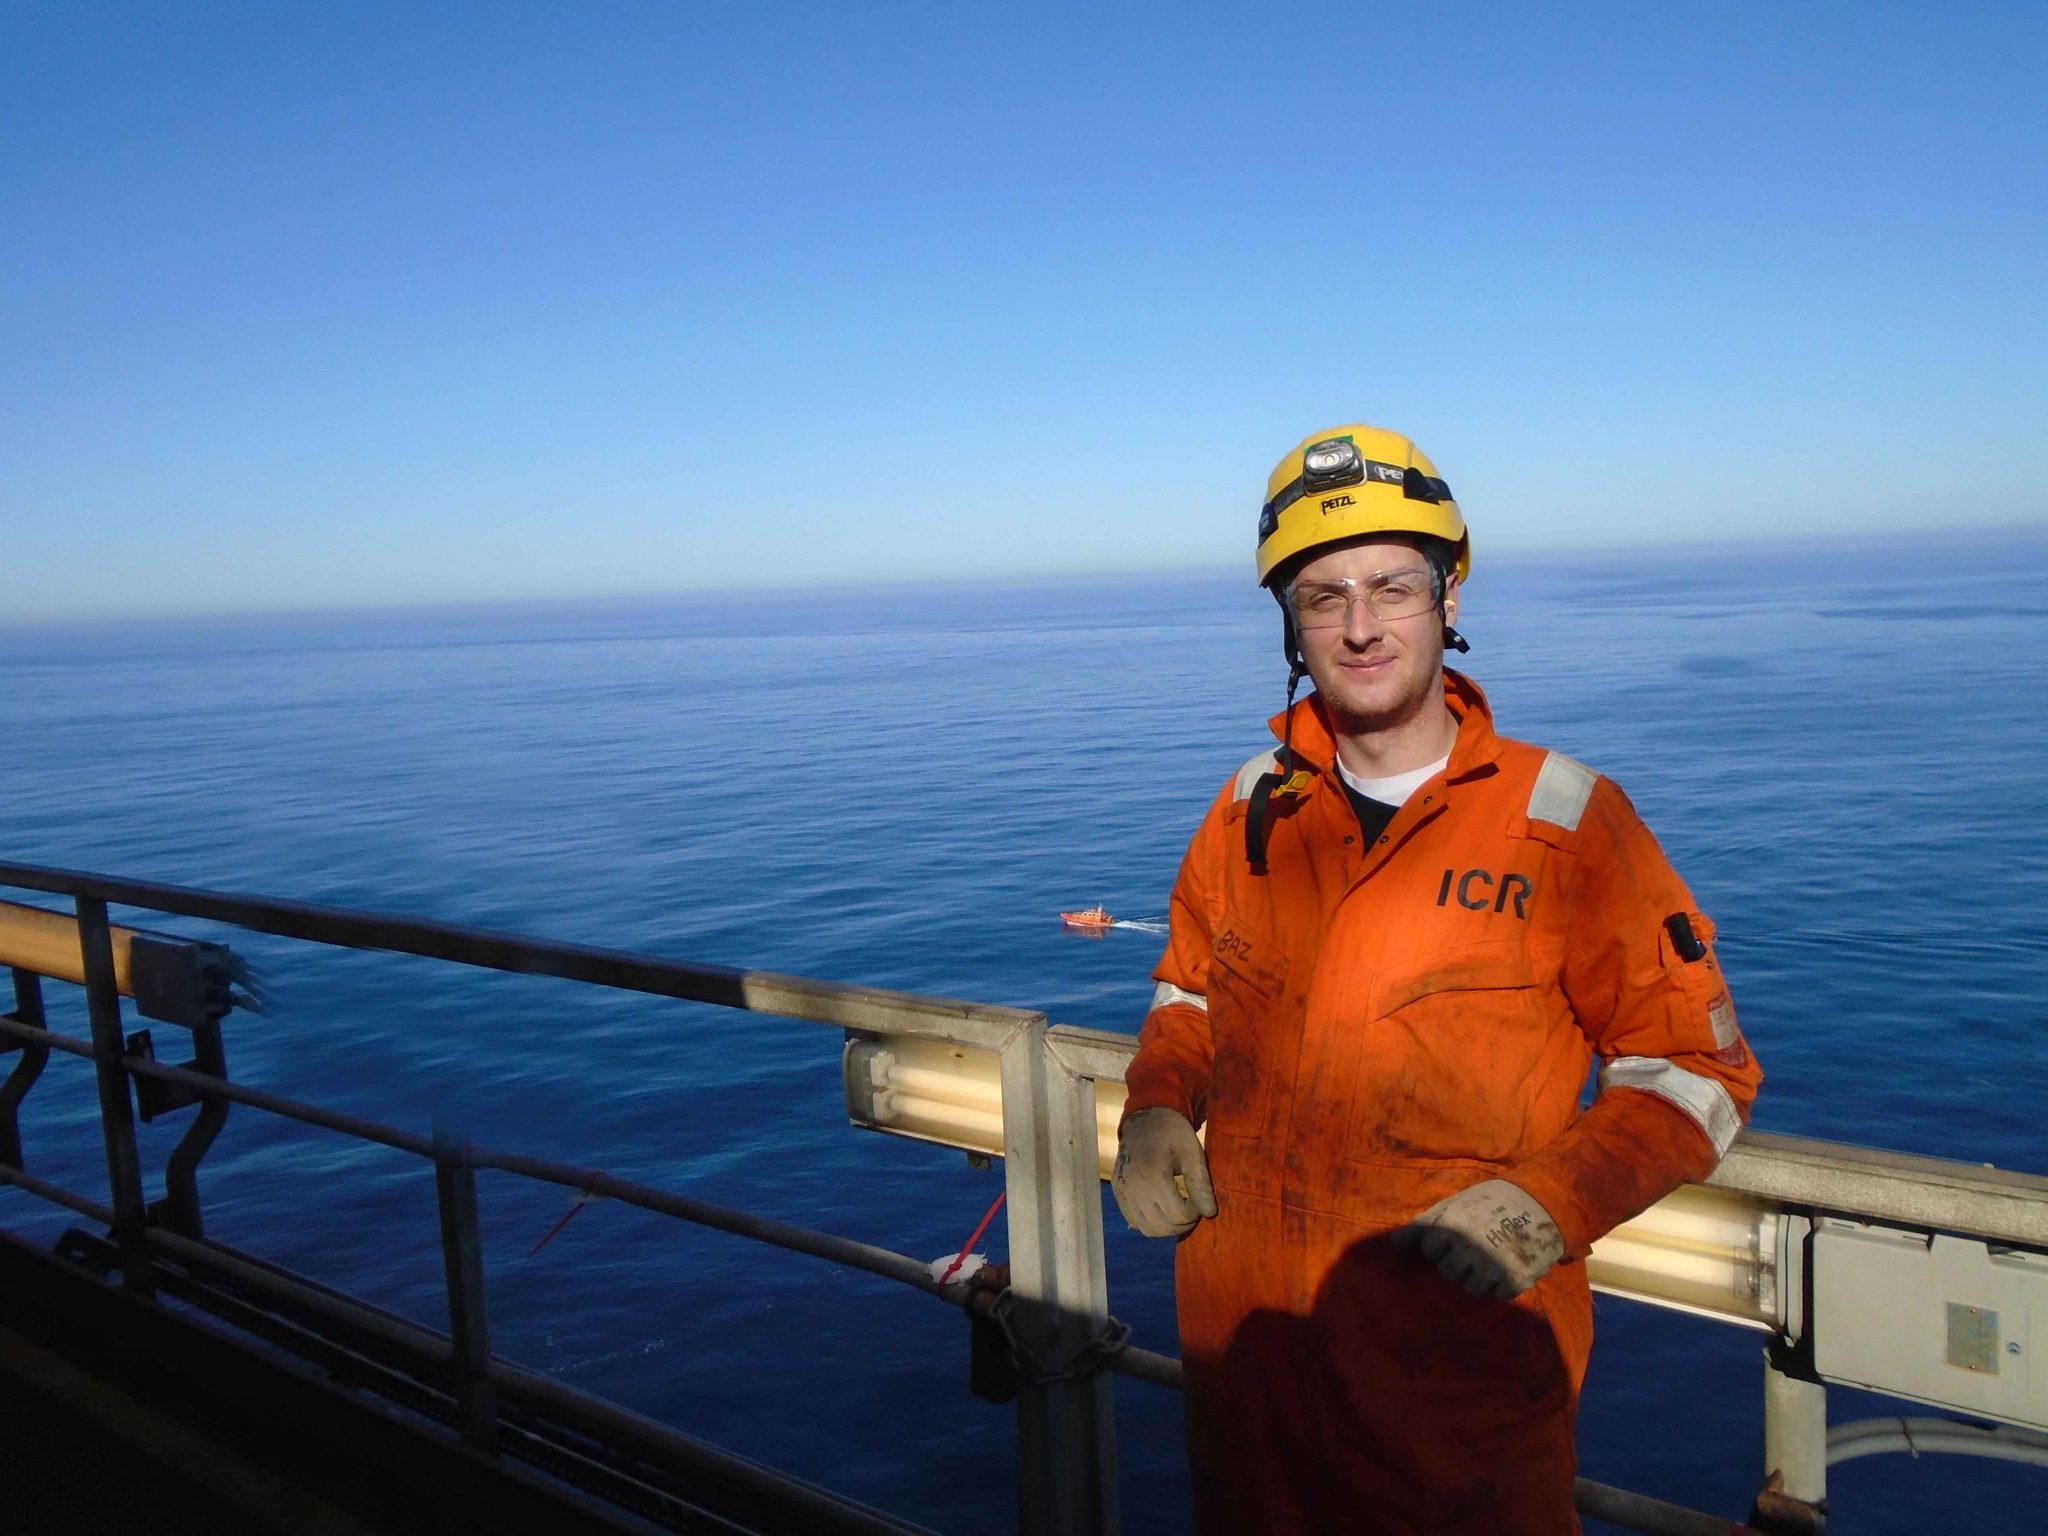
xmin=1336 ymin=752 xmax=1450 ymax=808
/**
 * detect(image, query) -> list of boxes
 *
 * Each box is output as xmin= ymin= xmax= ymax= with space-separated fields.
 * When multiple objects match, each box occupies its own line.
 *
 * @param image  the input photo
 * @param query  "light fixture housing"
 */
xmin=845 ymin=1034 xmax=1125 ymax=1178
xmin=844 ymin=1031 xmax=1796 ymax=1328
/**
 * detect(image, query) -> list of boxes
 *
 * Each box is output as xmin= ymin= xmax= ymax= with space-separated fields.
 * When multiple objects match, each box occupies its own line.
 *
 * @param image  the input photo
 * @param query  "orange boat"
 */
xmin=1060 ymin=904 xmax=1115 ymax=930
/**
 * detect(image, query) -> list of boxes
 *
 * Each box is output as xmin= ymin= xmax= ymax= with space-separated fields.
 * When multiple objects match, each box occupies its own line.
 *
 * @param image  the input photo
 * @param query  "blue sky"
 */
xmin=4 ymin=2 xmax=2044 ymax=622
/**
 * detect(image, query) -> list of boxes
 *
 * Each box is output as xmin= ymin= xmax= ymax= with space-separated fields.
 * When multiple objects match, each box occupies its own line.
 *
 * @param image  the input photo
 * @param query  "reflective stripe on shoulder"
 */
xmin=1527 ymin=752 xmax=1598 ymax=831
xmin=1233 ymin=750 xmax=1281 ymax=803
xmin=1150 ymin=981 xmax=1208 ymax=1014
xmin=1598 ymin=1057 xmax=1741 ymax=1156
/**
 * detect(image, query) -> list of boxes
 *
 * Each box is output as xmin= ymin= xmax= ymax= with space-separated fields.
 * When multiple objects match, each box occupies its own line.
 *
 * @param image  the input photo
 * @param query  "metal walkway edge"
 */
xmin=0 ymin=1228 xmax=711 ymax=1536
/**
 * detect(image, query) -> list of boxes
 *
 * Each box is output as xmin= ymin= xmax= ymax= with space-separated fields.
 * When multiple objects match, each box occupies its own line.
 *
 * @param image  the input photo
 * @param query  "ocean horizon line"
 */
xmin=9 ymin=517 xmax=2044 ymax=637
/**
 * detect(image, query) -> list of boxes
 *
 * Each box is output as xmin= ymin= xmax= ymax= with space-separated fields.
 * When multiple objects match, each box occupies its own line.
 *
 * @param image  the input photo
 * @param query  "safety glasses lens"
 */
xmin=1287 ymin=570 xmax=1440 ymax=628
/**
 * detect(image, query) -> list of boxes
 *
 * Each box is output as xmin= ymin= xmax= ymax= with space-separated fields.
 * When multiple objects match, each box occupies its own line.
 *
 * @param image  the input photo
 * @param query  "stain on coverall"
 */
xmin=1122 ymin=671 xmax=1763 ymax=1535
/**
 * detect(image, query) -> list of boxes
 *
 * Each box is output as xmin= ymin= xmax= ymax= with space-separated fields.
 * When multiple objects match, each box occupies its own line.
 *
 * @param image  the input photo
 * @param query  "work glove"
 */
xmin=1112 ymin=1107 xmax=1218 ymax=1238
xmin=1391 ymin=1178 xmax=1565 ymax=1299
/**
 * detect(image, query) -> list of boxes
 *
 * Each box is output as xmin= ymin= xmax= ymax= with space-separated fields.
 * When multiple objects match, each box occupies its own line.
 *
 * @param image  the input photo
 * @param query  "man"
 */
xmin=1112 ymin=424 xmax=1762 ymax=1535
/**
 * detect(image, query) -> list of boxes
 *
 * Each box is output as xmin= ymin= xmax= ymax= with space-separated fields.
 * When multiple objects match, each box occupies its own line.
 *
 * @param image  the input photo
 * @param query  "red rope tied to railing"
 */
xmin=934 ymin=1189 xmax=1006 ymax=1290
xmin=526 ymin=1169 xmax=605 ymax=1259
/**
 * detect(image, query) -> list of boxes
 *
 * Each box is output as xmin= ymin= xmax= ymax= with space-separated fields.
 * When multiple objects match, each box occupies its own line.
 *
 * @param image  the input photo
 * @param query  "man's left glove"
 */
xmin=1391 ymin=1178 xmax=1565 ymax=1298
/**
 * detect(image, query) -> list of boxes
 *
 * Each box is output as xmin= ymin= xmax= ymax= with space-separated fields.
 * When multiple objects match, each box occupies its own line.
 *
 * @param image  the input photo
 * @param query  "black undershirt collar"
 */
xmin=1342 ymin=784 xmax=1399 ymax=846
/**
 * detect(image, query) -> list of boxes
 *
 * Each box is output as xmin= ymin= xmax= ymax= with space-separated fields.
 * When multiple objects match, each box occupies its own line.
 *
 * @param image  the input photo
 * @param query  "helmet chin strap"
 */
xmin=1280 ymin=656 xmax=1305 ymax=764
xmin=1275 ymin=597 xmax=1307 ymax=764
xmin=1240 ymin=600 xmax=1312 ymax=873
xmin=1245 ymin=660 xmax=1308 ymax=875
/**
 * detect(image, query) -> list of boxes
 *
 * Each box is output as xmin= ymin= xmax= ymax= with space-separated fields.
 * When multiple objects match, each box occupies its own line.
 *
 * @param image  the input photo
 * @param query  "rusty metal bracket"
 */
xmin=1749 ymin=1470 xmax=1828 ymax=1535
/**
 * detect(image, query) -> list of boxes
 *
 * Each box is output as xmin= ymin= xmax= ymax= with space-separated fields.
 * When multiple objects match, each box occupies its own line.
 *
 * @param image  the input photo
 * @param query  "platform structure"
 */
xmin=3 ymin=859 xmax=2046 ymax=1535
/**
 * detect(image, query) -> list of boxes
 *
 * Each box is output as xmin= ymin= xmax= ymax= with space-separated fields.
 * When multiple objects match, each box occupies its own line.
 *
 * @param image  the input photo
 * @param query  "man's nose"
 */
xmin=1341 ymin=597 xmax=1385 ymax=645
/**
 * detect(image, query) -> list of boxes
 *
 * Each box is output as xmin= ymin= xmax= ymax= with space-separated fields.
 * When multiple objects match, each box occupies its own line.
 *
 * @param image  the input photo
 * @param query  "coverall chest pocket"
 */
xmin=1342 ymin=941 xmax=1556 ymax=1169
xmin=1203 ymin=911 xmax=1287 ymax=1148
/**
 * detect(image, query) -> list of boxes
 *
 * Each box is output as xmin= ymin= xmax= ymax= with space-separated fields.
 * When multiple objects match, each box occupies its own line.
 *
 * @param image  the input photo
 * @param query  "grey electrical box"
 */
xmin=1812 ymin=1218 xmax=2048 ymax=1432
xmin=128 ymin=933 xmax=236 ymax=1028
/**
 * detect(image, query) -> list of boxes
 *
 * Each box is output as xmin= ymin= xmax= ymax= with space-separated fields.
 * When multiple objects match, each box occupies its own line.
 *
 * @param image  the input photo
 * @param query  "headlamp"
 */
xmin=1301 ymin=438 xmax=1363 ymax=491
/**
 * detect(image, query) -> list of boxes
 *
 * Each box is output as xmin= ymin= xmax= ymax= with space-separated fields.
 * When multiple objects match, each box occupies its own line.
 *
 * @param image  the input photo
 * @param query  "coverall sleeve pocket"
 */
xmin=1654 ymin=910 xmax=1737 ymax=1054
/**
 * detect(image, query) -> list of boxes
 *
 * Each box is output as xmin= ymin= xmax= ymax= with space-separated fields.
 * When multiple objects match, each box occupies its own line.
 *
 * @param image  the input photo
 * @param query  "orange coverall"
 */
xmin=1123 ymin=671 xmax=1762 ymax=1534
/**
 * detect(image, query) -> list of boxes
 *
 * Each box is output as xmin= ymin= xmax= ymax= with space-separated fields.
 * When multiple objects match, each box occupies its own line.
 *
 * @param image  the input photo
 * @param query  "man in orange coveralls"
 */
xmin=1111 ymin=424 xmax=1762 ymax=1535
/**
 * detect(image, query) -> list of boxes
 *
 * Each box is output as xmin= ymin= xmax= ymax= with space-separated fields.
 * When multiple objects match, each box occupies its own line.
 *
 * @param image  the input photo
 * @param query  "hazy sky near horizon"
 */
xmin=4 ymin=2 xmax=2044 ymax=623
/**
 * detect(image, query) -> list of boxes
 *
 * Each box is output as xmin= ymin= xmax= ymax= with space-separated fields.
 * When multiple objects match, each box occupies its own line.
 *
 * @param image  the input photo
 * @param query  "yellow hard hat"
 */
xmin=1255 ymin=424 xmax=1469 ymax=587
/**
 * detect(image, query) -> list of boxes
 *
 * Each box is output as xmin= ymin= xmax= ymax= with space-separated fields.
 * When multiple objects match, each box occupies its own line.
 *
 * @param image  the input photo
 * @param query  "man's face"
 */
xmin=1288 ymin=540 xmax=1458 ymax=734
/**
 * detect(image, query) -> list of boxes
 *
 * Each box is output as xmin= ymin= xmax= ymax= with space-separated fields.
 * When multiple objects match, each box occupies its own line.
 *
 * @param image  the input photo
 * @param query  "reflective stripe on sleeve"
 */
xmin=1598 ymin=1056 xmax=1741 ymax=1156
xmin=1527 ymin=752 xmax=1597 ymax=831
xmin=1150 ymin=981 xmax=1209 ymax=1014
xmin=1233 ymin=750 xmax=1281 ymax=803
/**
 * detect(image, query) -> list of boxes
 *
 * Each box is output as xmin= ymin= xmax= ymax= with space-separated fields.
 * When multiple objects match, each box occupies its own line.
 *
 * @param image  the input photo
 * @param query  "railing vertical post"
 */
xmin=76 ymin=898 xmax=153 ymax=1295
xmin=160 ymin=1015 xmax=230 ymax=1239
xmin=998 ymin=1017 xmax=1118 ymax=1536
xmin=1762 ymin=1341 xmax=1828 ymax=1528
xmin=1 ymin=968 xmax=51 ymax=1168
xmin=434 ymin=1122 xmax=499 ymax=1453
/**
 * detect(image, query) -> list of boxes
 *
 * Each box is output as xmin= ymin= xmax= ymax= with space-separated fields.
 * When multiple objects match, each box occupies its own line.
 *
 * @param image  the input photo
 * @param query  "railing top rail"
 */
xmin=0 ymin=860 xmax=1043 ymax=1046
xmin=1711 ymin=1129 xmax=2048 ymax=1246
xmin=1724 ymin=1128 xmax=2048 ymax=1196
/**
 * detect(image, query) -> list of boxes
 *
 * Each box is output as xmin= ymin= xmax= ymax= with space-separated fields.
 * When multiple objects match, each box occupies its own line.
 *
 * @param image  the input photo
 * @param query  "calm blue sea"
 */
xmin=3 ymin=531 xmax=2046 ymax=1533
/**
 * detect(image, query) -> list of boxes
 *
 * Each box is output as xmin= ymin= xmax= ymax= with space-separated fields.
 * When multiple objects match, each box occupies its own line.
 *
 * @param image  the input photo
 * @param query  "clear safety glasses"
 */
xmin=1284 ymin=567 xmax=1443 ymax=629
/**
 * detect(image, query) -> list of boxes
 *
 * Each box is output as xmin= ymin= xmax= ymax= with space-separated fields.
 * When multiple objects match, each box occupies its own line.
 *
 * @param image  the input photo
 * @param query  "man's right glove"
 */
xmin=1390 ymin=1178 xmax=1566 ymax=1298
xmin=1111 ymin=1107 xmax=1218 ymax=1238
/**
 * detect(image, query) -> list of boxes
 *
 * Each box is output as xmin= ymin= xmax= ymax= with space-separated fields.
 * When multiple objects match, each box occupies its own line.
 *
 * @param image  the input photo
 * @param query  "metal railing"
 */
xmin=3 ymin=858 xmax=2046 ymax=1536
